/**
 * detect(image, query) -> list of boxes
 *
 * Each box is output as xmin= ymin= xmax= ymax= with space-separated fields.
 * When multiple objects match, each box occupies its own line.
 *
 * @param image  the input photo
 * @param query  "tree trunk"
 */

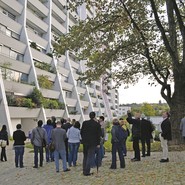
xmin=168 ymin=69 xmax=185 ymax=145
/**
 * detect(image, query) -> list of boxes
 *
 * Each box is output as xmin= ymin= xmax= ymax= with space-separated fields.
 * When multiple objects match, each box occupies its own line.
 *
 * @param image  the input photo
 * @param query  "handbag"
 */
xmin=0 ymin=140 xmax=7 ymax=147
xmin=49 ymin=142 xmax=55 ymax=152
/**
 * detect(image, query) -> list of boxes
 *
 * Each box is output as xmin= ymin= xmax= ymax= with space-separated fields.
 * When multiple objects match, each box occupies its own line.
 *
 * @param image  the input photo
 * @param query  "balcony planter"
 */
xmin=9 ymin=106 xmax=40 ymax=118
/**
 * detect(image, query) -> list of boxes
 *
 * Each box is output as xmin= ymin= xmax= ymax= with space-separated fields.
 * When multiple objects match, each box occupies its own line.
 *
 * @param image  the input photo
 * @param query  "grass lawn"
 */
xmin=25 ymin=133 xmax=161 ymax=153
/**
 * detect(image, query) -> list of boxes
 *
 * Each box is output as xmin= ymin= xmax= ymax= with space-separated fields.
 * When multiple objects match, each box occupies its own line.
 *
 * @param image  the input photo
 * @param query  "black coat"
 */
xmin=141 ymin=119 xmax=154 ymax=139
xmin=161 ymin=118 xmax=172 ymax=141
xmin=0 ymin=130 xmax=9 ymax=145
xmin=81 ymin=119 xmax=101 ymax=146
xmin=126 ymin=113 xmax=141 ymax=138
xmin=13 ymin=129 xmax=27 ymax=146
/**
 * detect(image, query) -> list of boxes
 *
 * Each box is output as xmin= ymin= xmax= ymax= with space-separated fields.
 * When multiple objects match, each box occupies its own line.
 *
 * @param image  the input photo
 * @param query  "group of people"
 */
xmin=4 ymin=112 xmax=106 ymax=176
xmin=126 ymin=110 xmax=172 ymax=163
xmin=1 ymin=109 xmax=183 ymax=176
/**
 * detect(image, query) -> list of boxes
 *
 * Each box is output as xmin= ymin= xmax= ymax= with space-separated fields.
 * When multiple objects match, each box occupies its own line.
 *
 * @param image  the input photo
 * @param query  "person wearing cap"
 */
xmin=140 ymin=114 xmax=154 ymax=157
xmin=159 ymin=111 xmax=172 ymax=162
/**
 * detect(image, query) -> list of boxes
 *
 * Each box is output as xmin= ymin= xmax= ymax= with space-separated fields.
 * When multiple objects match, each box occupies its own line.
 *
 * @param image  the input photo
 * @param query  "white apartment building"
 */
xmin=0 ymin=0 xmax=119 ymax=135
xmin=117 ymin=106 xmax=131 ymax=117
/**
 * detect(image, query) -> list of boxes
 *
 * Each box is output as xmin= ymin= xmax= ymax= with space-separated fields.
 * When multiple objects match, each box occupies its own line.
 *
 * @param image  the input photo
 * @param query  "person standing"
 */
xmin=119 ymin=118 xmax=129 ymax=156
xmin=180 ymin=116 xmax=185 ymax=141
xmin=67 ymin=121 xmax=81 ymax=167
xmin=0 ymin=125 xmax=9 ymax=162
xmin=43 ymin=119 xmax=54 ymax=162
xmin=62 ymin=118 xmax=72 ymax=162
xmin=159 ymin=111 xmax=172 ymax=162
xmin=110 ymin=119 xmax=125 ymax=169
xmin=13 ymin=124 xmax=27 ymax=168
xmin=81 ymin=112 xmax=102 ymax=176
xmin=140 ymin=114 xmax=154 ymax=157
xmin=99 ymin=116 xmax=106 ymax=159
xmin=126 ymin=111 xmax=141 ymax=162
xmin=31 ymin=120 xmax=48 ymax=168
xmin=51 ymin=121 xmax=70 ymax=173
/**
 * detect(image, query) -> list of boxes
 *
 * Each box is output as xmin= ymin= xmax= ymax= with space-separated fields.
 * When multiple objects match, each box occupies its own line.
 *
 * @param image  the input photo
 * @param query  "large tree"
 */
xmin=54 ymin=0 xmax=185 ymax=144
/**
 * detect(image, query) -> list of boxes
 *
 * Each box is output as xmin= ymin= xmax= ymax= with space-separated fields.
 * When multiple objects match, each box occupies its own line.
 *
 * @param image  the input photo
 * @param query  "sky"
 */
xmin=118 ymin=78 xmax=164 ymax=104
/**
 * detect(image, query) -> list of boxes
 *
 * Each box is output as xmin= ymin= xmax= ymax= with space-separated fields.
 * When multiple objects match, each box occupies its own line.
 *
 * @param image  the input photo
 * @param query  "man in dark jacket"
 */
xmin=13 ymin=124 xmax=27 ymax=168
xmin=62 ymin=118 xmax=72 ymax=162
xmin=31 ymin=120 xmax=48 ymax=168
xmin=160 ymin=111 xmax=172 ymax=163
xmin=81 ymin=112 xmax=102 ymax=176
xmin=126 ymin=111 xmax=141 ymax=161
xmin=141 ymin=114 xmax=154 ymax=157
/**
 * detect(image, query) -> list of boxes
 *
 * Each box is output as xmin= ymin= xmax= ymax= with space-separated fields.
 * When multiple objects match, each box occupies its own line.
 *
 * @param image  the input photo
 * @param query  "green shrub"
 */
xmin=28 ymin=87 xmax=43 ymax=107
xmin=38 ymin=75 xmax=53 ymax=89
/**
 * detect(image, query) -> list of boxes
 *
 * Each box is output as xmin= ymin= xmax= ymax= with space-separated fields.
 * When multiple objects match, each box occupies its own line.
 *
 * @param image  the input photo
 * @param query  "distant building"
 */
xmin=118 ymin=106 xmax=131 ymax=117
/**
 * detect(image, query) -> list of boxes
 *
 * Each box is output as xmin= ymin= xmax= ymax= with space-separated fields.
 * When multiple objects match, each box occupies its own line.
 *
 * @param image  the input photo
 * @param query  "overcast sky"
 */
xmin=118 ymin=78 xmax=165 ymax=104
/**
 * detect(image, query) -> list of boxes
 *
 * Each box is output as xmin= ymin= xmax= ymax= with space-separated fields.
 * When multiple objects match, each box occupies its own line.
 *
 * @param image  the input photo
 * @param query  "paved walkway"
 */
xmin=1 ymin=143 xmax=185 ymax=185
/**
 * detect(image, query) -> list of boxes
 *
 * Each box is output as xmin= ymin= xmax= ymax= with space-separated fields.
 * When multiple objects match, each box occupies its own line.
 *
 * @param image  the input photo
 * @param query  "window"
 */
xmin=0 ymin=24 xmax=20 ymax=40
xmin=2 ymin=9 xmax=16 ymax=20
xmin=11 ymin=32 xmax=20 ymax=40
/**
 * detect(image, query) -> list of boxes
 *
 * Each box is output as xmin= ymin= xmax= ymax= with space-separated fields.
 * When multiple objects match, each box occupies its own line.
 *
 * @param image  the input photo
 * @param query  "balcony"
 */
xmin=76 ymin=86 xmax=86 ymax=94
xmin=0 ymin=55 xmax=31 ymax=74
xmin=70 ymin=60 xmax=79 ymax=69
xmin=53 ymin=0 xmax=66 ymax=7
xmin=61 ymin=81 xmax=73 ymax=91
xmin=9 ymin=107 xmax=40 ymax=118
xmin=0 ymin=13 xmax=22 ymax=34
xmin=52 ymin=17 xmax=66 ymax=35
xmin=58 ymin=66 xmax=69 ymax=77
xmin=45 ymin=109 xmax=65 ymax=118
xmin=0 ymin=32 xmax=26 ymax=54
xmin=31 ymin=48 xmax=52 ymax=64
xmin=80 ymin=100 xmax=89 ymax=108
xmin=35 ymin=68 xmax=56 ymax=82
xmin=40 ymin=88 xmax=60 ymax=99
xmin=52 ymin=2 xmax=66 ymax=22
xmin=91 ymin=97 xmax=97 ymax=103
xmin=27 ymin=10 xmax=48 ymax=33
xmin=28 ymin=0 xmax=49 ymax=17
xmin=0 ymin=0 xmax=23 ymax=15
xmin=65 ymin=98 xmax=77 ymax=107
xmin=4 ymin=80 xmax=33 ymax=96
xmin=27 ymin=29 xmax=48 ymax=49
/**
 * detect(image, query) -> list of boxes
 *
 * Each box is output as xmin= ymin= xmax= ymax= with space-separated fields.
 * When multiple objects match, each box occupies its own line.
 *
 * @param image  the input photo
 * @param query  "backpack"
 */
xmin=117 ymin=125 xmax=128 ymax=142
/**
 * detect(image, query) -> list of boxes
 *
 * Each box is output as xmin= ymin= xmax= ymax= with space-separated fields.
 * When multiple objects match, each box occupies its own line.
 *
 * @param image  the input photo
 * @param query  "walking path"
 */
xmin=1 ymin=143 xmax=185 ymax=185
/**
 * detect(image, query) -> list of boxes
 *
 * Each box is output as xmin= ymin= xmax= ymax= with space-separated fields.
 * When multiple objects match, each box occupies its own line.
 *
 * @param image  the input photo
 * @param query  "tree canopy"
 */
xmin=54 ymin=0 xmax=185 ymax=143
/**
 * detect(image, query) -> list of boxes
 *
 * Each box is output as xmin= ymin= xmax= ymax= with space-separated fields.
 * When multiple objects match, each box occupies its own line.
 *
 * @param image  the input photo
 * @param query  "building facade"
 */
xmin=0 ymin=0 xmax=119 ymax=135
xmin=117 ymin=106 xmax=131 ymax=118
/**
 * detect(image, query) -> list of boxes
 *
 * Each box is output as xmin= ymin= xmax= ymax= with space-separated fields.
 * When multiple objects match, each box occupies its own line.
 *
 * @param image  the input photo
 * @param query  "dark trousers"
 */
xmin=111 ymin=142 xmax=125 ymax=169
xmin=83 ymin=145 xmax=96 ymax=175
xmin=65 ymin=140 xmax=69 ymax=162
xmin=122 ymin=138 xmax=127 ymax=156
xmin=34 ymin=145 xmax=43 ymax=167
xmin=133 ymin=136 xmax=140 ymax=160
xmin=141 ymin=137 xmax=151 ymax=156
xmin=1 ymin=147 xmax=7 ymax=161
xmin=14 ymin=146 xmax=24 ymax=167
xmin=45 ymin=146 xmax=54 ymax=162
